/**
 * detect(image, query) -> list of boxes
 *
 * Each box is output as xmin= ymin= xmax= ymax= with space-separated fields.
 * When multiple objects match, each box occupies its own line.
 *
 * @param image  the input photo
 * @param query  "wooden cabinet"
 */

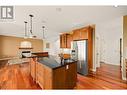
xmin=65 ymin=63 xmax=77 ymax=88
xmin=53 ymin=63 xmax=77 ymax=89
xmin=59 ymin=26 xmax=93 ymax=71
xmin=60 ymin=27 xmax=89 ymax=48
xmin=60 ymin=34 xmax=66 ymax=48
xmin=30 ymin=58 xmax=37 ymax=81
xmin=35 ymin=62 xmax=77 ymax=89
xmin=73 ymin=28 xmax=88 ymax=41
xmin=66 ymin=34 xmax=72 ymax=48
xmin=60 ymin=33 xmax=72 ymax=48
xmin=72 ymin=26 xmax=93 ymax=70
xmin=36 ymin=62 xmax=52 ymax=89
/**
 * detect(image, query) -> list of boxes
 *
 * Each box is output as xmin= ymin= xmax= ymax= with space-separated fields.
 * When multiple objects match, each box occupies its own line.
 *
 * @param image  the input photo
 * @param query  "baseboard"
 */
xmin=90 ymin=68 xmax=96 ymax=72
xmin=100 ymin=61 xmax=120 ymax=66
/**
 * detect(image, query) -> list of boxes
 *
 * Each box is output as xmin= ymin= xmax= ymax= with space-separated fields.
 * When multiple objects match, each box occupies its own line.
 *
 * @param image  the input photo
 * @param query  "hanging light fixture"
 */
xmin=20 ymin=21 xmax=32 ymax=49
xmin=42 ymin=25 xmax=46 ymax=40
xmin=24 ymin=21 xmax=28 ymax=39
xmin=29 ymin=14 xmax=36 ymax=38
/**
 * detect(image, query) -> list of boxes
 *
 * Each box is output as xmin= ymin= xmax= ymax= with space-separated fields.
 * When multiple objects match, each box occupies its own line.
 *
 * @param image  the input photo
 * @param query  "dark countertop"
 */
xmin=37 ymin=56 xmax=77 ymax=69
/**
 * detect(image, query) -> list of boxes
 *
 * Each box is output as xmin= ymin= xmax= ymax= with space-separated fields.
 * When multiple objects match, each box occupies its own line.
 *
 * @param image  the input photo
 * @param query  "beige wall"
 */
xmin=123 ymin=16 xmax=127 ymax=79
xmin=0 ymin=35 xmax=43 ymax=57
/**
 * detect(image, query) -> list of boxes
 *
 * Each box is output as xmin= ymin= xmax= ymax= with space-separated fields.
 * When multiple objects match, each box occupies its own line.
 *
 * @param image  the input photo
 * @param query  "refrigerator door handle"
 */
xmin=79 ymin=61 xmax=82 ymax=69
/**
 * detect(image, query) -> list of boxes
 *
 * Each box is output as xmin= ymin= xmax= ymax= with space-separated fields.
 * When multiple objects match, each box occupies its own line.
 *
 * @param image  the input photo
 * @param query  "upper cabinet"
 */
xmin=60 ymin=26 xmax=93 ymax=49
xmin=60 ymin=34 xmax=66 ymax=48
xmin=59 ymin=26 xmax=93 ymax=71
xmin=60 ymin=33 xmax=72 ymax=48
xmin=66 ymin=34 xmax=73 ymax=48
xmin=73 ymin=27 xmax=88 ymax=41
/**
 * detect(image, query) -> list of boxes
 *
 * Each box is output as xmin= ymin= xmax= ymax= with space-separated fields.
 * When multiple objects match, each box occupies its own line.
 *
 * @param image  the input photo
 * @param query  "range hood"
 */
xmin=19 ymin=41 xmax=33 ymax=49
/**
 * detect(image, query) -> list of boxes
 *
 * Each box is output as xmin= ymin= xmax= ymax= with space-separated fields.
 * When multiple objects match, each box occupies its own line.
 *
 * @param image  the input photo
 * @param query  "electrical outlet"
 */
xmin=66 ymin=65 xmax=69 ymax=69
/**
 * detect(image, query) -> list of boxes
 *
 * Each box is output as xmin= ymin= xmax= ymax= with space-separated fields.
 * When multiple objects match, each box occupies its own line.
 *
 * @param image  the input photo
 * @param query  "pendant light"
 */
xmin=20 ymin=21 xmax=32 ymax=49
xmin=24 ymin=21 xmax=28 ymax=39
xmin=29 ymin=14 xmax=36 ymax=38
xmin=42 ymin=25 xmax=46 ymax=40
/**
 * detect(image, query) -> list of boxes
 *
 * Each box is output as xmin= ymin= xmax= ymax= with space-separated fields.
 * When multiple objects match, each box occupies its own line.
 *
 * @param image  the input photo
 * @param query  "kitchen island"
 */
xmin=30 ymin=55 xmax=77 ymax=89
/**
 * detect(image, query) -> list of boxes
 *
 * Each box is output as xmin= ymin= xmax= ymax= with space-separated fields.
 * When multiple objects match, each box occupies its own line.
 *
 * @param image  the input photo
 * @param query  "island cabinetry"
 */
xmin=36 ymin=62 xmax=52 ymax=89
xmin=30 ymin=57 xmax=37 ymax=81
xmin=53 ymin=63 xmax=77 ymax=89
xmin=65 ymin=63 xmax=77 ymax=88
xmin=35 ymin=62 xmax=77 ymax=89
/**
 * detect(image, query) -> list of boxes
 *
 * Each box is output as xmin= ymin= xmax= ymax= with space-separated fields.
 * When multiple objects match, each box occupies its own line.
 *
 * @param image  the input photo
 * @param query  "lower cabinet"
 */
xmin=36 ymin=63 xmax=52 ymax=89
xmin=30 ymin=58 xmax=37 ymax=81
xmin=35 ymin=62 xmax=77 ymax=89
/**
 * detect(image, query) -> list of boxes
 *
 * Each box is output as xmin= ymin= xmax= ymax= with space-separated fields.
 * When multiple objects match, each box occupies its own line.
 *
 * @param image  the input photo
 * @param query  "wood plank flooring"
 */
xmin=0 ymin=63 xmax=41 ymax=89
xmin=0 ymin=62 xmax=126 ymax=89
xmin=76 ymin=63 xmax=127 ymax=89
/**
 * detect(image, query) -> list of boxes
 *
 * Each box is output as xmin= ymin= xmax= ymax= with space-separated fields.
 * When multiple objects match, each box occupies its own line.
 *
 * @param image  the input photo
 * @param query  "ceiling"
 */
xmin=0 ymin=6 xmax=127 ymax=41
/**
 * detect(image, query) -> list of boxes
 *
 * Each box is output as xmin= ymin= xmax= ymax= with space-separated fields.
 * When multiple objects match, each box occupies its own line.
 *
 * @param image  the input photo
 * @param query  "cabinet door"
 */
xmin=36 ymin=63 xmax=45 ymax=88
xmin=30 ymin=58 xmax=36 ymax=80
xmin=60 ymin=34 xmax=67 ymax=48
xmin=65 ymin=63 xmax=77 ymax=89
xmin=80 ymin=29 xmax=88 ymax=40
xmin=73 ymin=28 xmax=88 ymax=40
xmin=53 ymin=66 xmax=66 ymax=89
xmin=36 ymin=63 xmax=52 ymax=89
xmin=60 ymin=35 xmax=64 ymax=48
xmin=66 ymin=34 xmax=72 ymax=48
xmin=63 ymin=34 xmax=67 ymax=48
xmin=43 ymin=65 xmax=52 ymax=89
xmin=73 ymin=30 xmax=80 ymax=41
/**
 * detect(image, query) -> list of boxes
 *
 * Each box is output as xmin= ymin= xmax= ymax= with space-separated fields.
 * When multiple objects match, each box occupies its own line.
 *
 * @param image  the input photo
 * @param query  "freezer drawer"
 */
xmin=77 ymin=60 xmax=88 ymax=75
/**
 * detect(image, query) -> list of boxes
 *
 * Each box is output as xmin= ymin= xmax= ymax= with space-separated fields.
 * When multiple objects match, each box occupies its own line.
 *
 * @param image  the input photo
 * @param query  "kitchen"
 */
xmin=0 ymin=6 xmax=127 ymax=90
xmin=29 ymin=25 xmax=94 ymax=89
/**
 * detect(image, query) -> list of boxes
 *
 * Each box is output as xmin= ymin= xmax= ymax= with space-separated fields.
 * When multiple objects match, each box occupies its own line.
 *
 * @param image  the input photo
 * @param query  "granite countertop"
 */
xmin=37 ymin=56 xmax=76 ymax=69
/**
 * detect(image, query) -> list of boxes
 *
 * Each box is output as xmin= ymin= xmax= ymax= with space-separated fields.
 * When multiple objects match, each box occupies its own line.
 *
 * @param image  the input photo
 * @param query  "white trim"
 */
xmin=92 ymin=25 xmax=96 ymax=72
xmin=100 ymin=60 xmax=120 ymax=66
xmin=90 ymin=68 xmax=96 ymax=72
xmin=122 ymin=76 xmax=127 ymax=81
xmin=92 ymin=68 xmax=96 ymax=72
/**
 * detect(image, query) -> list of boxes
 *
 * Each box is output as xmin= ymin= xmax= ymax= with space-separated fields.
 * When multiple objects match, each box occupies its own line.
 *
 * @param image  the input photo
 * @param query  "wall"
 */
xmin=43 ymin=38 xmax=71 ymax=56
xmin=0 ymin=35 xmax=43 ymax=57
xmin=43 ymin=39 xmax=60 ymax=56
xmin=96 ymin=17 xmax=123 ymax=65
xmin=123 ymin=16 xmax=127 ymax=80
xmin=43 ymin=17 xmax=123 ymax=67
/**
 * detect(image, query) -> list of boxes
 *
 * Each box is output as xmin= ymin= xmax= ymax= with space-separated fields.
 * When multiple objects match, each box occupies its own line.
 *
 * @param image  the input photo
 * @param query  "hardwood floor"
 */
xmin=0 ymin=63 xmax=41 ymax=89
xmin=76 ymin=63 xmax=127 ymax=89
xmin=0 ymin=62 xmax=126 ymax=89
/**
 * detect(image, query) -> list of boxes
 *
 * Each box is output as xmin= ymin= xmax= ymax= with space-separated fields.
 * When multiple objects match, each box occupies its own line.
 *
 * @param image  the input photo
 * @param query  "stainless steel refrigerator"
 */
xmin=71 ymin=40 xmax=88 ymax=75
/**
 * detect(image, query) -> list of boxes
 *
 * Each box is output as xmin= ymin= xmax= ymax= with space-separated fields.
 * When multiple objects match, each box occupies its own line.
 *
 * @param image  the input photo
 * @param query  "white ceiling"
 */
xmin=0 ymin=6 xmax=127 ymax=40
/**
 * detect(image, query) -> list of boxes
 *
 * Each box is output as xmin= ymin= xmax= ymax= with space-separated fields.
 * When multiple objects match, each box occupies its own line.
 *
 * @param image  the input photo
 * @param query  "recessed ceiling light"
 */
xmin=56 ymin=8 xmax=62 ymax=12
xmin=114 ymin=5 xmax=118 ymax=7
